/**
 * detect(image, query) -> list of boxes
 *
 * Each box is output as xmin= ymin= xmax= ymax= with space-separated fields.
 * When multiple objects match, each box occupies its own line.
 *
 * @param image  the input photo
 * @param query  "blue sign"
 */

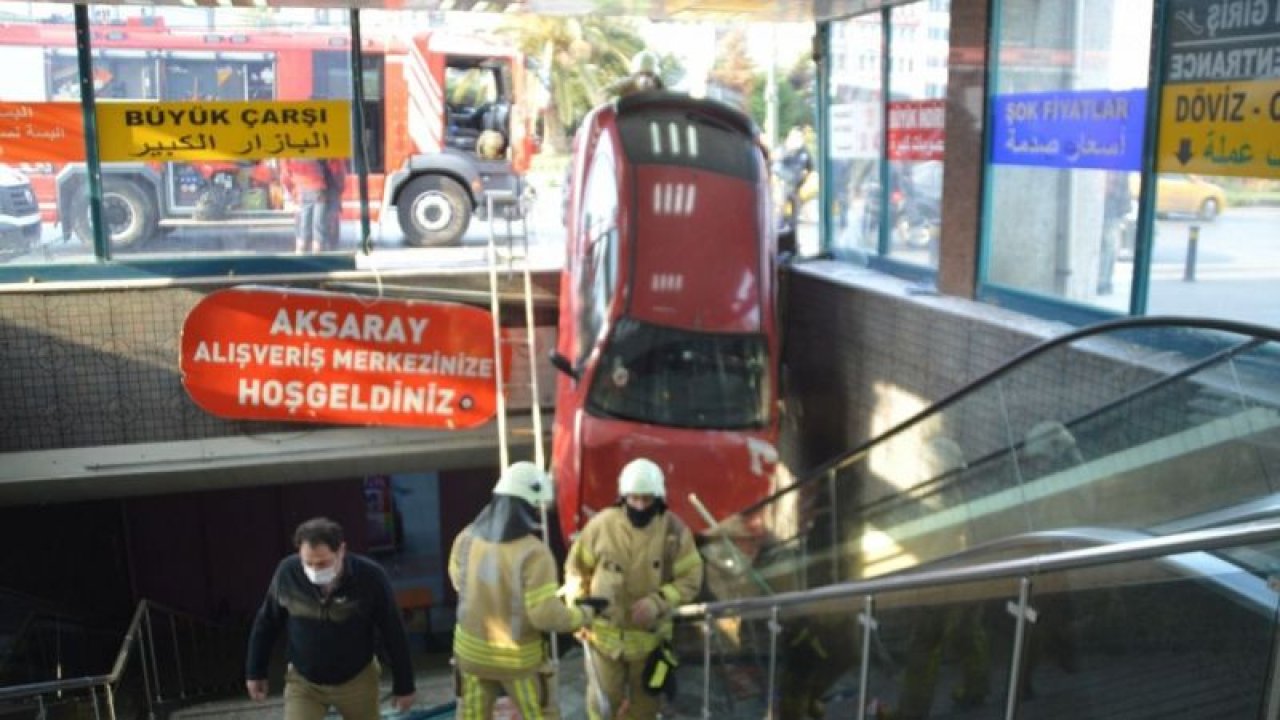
xmin=990 ymin=89 xmax=1146 ymax=171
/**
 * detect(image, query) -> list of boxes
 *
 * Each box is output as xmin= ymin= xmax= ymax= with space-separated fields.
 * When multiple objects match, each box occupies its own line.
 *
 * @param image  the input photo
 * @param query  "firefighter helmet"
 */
xmin=493 ymin=461 xmax=553 ymax=506
xmin=629 ymin=50 xmax=661 ymax=76
xmin=618 ymin=458 xmax=665 ymax=499
xmin=476 ymin=130 xmax=506 ymax=160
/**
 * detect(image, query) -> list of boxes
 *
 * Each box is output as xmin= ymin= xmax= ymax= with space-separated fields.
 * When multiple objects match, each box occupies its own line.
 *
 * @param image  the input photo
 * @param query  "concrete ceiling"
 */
xmin=0 ymin=416 xmax=548 ymax=506
xmin=25 ymin=0 xmax=902 ymax=22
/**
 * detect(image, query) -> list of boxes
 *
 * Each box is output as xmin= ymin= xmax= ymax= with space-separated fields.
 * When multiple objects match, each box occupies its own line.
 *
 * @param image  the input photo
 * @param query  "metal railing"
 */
xmin=0 ymin=599 xmax=245 ymax=720
xmin=676 ymin=520 xmax=1280 ymax=720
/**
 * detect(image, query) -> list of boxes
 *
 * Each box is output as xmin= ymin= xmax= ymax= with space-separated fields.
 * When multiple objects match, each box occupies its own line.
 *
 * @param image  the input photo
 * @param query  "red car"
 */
xmin=550 ymin=91 xmax=782 ymax=542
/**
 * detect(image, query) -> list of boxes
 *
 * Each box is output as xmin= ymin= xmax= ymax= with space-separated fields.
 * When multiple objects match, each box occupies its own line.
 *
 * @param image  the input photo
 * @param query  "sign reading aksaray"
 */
xmin=180 ymin=287 xmax=505 ymax=429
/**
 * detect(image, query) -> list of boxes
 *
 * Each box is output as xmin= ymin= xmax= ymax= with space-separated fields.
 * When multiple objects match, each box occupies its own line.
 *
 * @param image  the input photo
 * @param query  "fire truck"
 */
xmin=0 ymin=17 xmax=539 ymax=248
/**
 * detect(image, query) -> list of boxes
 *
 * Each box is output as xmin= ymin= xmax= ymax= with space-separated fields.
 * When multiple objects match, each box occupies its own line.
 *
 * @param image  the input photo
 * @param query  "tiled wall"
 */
xmin=777 ymin=263 xmax=1067 ymax=475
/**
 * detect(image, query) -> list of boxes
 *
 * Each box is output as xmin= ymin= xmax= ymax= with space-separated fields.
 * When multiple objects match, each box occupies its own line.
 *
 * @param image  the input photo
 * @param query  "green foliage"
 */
xmin=748 ymin=48 xmax=816 ymax=141
xmin=749 ymin=71 xmax=815 ymax=136
xmin=499 ymin=16 xmax=678 ymax=148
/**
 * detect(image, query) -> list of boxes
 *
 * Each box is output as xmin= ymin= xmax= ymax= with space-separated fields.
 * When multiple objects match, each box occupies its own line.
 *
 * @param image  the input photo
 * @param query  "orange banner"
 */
xmin=180 ymin=287 xmax=506 ymax=430
xmin=0 ymin=102 xmax=85 ymax=163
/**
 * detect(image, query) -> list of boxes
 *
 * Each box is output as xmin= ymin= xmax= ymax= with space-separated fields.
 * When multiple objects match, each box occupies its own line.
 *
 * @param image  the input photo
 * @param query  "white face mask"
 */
xmin=304 ymin=563 xmax=338 ymax=586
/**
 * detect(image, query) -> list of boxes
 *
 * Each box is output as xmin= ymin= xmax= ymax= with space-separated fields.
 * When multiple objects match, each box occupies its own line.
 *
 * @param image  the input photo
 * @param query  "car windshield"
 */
xmin=586 ymin=317 xmax=770 ymax=430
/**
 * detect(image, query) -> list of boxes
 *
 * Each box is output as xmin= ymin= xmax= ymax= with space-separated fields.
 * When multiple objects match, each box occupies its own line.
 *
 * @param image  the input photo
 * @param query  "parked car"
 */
xmin=0 ymin=165 xmax=41 ymax=254
xmin=1131 ymin=173 xmax=1227 ymax=221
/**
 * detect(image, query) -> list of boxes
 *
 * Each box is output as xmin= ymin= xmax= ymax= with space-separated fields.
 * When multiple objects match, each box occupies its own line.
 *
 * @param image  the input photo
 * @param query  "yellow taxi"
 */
xmin=1132 ymin=173 xmax=1227 ymax=221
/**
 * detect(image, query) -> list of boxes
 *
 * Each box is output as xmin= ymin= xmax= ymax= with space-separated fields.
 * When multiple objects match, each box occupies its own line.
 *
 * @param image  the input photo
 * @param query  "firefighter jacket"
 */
xmin=565 ymin=506 xmax=703 ymax=661
xmin=449 ymin=501 xmax=588 ymax=679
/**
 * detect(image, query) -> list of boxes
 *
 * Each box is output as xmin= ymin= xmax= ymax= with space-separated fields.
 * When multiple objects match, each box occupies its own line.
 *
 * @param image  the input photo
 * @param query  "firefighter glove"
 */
xmin=631 ymin=596 xmax=660 ymax=628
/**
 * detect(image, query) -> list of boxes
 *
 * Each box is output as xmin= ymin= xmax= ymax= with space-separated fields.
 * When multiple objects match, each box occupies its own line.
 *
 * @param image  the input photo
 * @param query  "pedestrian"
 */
xmin=282 ymin=157 xmax=346 ymax=253
xmin=1098 ymin=170 xmax=1133 ymax=295
xmin=245 ymin=517 xmax=416 ymax=720
xmin=449 ymin=461 xmax=596 ymax=720
xmin=564 ymin=458 xmax=704 ymax=720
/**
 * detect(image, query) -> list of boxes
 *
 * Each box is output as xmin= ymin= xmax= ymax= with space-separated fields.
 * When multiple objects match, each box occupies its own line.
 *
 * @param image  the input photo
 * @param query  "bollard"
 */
xmin=1184 ymin=224 xmax=1200 ymax=282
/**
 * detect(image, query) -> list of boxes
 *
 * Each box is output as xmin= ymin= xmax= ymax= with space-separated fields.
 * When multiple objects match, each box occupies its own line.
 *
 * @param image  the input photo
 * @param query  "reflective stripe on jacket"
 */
xmin=565 ymin=507 xmax=703 ymax=660
xmin=449 ymin=528 xmax=587 ymax=678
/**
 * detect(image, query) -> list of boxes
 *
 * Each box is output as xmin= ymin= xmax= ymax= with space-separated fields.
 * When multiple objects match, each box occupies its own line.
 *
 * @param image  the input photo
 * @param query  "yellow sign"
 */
xmin=1157 ymin=79 xmax=1280 ymax=179
xmin=96 ymin=100 xmax=351 ymax=163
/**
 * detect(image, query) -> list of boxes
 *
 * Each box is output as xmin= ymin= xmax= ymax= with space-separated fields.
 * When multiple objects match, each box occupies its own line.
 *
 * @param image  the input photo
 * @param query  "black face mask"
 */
xmin=624 ymin=501 xmax=663 ymax=528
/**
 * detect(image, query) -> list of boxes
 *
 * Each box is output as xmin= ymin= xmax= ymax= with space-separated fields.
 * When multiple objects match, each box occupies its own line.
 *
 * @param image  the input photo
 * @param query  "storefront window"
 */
xmin=1144 ymin=0 xmax=1280 ymax=327
xmin=983 ymin=0 xmax=1152 ymax=309
xmin=0 ymin=6 xmax=356 ymax=263
xmin=829 ymin=3 xmax=950 ymax=269
xmin=883 ymin=1 xmax=949 ymax=268
xmin=0 ymin=4 xmax=90 ymax=265
xmin=828 ymin=13 xmax=883 ymax=262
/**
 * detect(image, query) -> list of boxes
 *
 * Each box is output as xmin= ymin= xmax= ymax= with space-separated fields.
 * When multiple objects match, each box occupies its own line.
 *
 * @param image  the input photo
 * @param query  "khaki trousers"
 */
xmin=283 ymin=659 xmax=380 ymax=720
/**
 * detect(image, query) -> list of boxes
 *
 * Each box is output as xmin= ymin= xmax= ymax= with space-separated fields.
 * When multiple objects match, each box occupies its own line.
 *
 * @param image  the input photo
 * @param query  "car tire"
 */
xmin=1198 ymin=198 xmax=1220 ymax=222
xmin=397 ymin=175 xmax=471 ymax=247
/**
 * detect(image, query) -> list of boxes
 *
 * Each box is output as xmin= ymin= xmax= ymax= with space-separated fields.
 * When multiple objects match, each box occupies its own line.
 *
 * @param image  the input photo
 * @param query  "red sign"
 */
xmin=0 ymin=102 xmax=85 ymax=163
xmin=180 ymin=287 xmax=506 ymax=430
xmin=887 ymin=99 xmax=946 ymax=161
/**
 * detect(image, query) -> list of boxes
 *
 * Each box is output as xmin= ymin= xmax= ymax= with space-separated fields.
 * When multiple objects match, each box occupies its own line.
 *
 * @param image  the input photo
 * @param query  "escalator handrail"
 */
xmin=737 ymin=315 xmax=1280 ymax=520
xmin=676 ymin=519 xmax=1280 ymax=621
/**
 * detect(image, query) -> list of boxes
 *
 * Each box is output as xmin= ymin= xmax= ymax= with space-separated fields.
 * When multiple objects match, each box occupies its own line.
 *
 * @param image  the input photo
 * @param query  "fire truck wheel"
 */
xmin=397 ymin=175 xmax=471 ymax=247
xmin=72 ymin=180 xmax=157 ymax=249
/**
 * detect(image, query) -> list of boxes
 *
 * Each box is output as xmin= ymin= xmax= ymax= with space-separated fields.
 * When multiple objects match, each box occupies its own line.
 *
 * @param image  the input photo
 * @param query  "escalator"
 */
xmin=681 ymin=317 xmax=1280 ymax=719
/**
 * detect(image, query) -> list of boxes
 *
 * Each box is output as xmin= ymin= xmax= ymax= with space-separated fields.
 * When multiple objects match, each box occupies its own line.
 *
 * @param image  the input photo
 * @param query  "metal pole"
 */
xmin=485 ymin=193 xmax=509 ymax=469
xmin=137 ymin=614 xmax=154 ymax=718
xmin=73 ymin=5 xmax=108 ymax=261
xmin=170 ymin=615 xmax=185 ymax=699
xmin=106 ymin=683 xmax=117 ymax=720
xmin=145 ymin=608 xmax=162 ymax=704
xmin=702 ymin=617 xmax=713 ymax=720
xmin=1183 ymin=224 xmax=1200 ymax=281
xmin=1264 ymin=575 xmax=1280 ymax=720
xmin=1004 ymin=577 xmax=1036 ymax=720
xmin=766 ymin=606 xmax=781 ymax=719
xmin=88 ymin=686 xmax=100 ymax=720
xmin=348 ymin=9 xmax=372 ymax=251
xmin=856 ymin=595 xmax=876 ymax=720
xmin=828 ymin=469 xmax=839 ymax=586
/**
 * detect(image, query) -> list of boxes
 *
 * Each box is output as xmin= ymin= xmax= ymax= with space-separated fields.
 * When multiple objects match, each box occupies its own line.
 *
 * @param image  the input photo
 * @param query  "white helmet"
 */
xmin=618 ymin=458 xmax=665 ymax=499
xmin=629 ymin=50 xmax=661 ymax=76
xmin=493 ymin=461 xmax=553 ymax=506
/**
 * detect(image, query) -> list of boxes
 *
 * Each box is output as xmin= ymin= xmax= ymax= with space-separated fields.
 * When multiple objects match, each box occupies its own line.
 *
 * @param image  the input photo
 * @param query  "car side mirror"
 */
xmin=549 ymin=350 xmax=579 ymax=381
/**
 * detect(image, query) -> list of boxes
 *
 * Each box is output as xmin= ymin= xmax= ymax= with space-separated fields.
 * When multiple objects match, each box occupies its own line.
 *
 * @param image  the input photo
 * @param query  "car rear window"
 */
xmin=617 ymin=106 xmax=759 ymax=182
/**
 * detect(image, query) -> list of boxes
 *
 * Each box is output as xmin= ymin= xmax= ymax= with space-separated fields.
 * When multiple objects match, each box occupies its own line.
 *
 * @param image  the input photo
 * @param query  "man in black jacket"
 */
xmin=246 ymin=517 xmax=416 ymax=719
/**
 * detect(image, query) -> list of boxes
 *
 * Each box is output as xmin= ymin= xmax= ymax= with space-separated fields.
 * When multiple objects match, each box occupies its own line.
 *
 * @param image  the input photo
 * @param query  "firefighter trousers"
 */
xmin=585 ymin=651 xmax=660 ymax=720
xmin=459 ymin=671 xmax=557 ymax=720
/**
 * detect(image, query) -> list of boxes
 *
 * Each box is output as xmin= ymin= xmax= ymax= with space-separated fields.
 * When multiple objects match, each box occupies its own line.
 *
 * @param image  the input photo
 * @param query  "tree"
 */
xmin=707 ymin=28 xmax=755 ymax=111
xmin=500 ymin=16 xmax=655 ymax=153
xmin=750 ymin=51 xmax=816 ymax=142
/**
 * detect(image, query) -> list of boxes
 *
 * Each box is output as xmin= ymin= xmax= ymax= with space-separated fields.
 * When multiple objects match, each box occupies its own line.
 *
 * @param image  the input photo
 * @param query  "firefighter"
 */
xmin=564 ymin=458 xmax=704 ymax=720
xmin=449 ymin=461 xmax=594 ymax=720
xmin=608 ymin=50 xmax=665 ymax=97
